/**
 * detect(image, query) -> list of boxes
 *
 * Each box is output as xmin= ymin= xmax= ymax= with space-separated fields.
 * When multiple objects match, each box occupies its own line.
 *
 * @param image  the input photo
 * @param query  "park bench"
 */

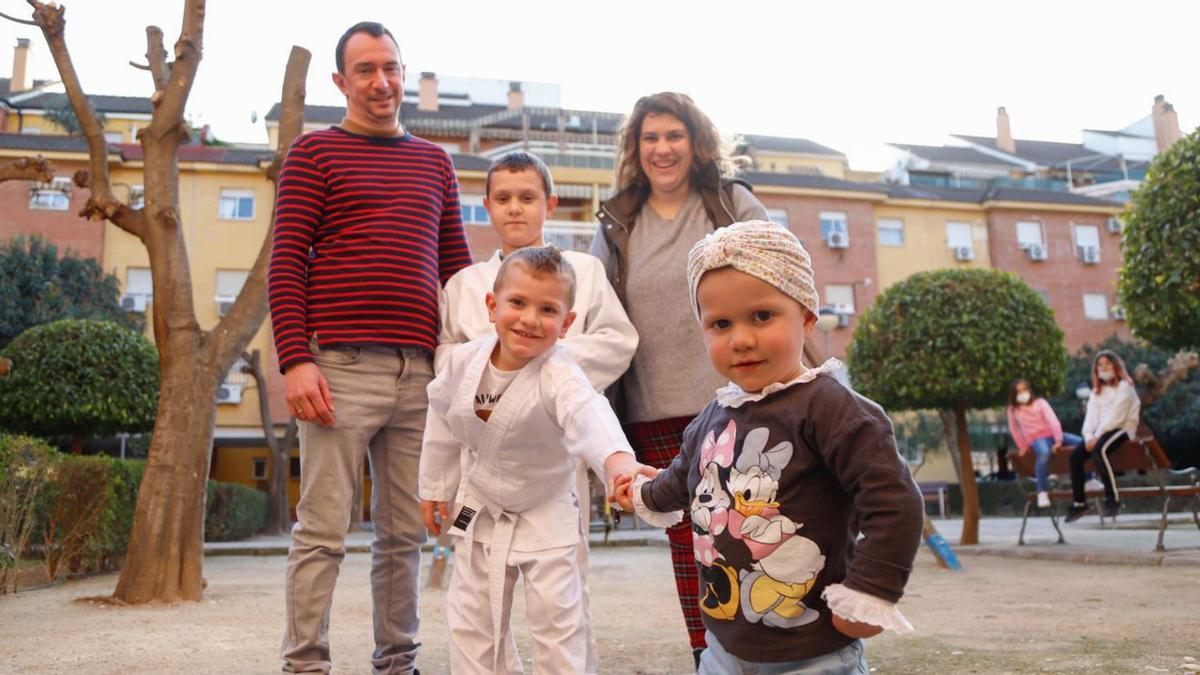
xmin=1010 ymin=426 xmax=1200 ymax=551
xmin=918 ymin=481 xmax=949 ymax=518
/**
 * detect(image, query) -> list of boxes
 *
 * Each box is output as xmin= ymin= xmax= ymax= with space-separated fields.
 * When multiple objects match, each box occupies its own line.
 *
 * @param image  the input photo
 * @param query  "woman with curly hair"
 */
xmin=591 ymin=91 xmax=768 ymax=666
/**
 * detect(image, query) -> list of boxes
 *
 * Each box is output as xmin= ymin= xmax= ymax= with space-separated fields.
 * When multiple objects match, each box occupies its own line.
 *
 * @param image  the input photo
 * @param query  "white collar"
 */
xmin=714 ymin=358 xmax=844 ymax=408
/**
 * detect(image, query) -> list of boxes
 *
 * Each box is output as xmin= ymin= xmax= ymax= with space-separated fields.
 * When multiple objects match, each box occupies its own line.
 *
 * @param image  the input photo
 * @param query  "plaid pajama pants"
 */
xmin=626 ymin=416 xmax=706 ymax=651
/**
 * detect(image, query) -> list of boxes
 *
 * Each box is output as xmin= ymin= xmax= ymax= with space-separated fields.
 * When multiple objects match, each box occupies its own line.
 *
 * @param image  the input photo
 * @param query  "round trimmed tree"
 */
xmin=847 ymin=268 xmax=1066 ymax=544
xmin=1118 ymin=127 xmax=1200 ymax=351
xmin=0 ymin=320 xmax=159 ymax=453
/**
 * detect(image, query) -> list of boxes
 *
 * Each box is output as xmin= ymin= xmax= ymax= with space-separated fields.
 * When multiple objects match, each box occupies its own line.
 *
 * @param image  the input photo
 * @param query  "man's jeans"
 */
xmin=1029 ymin=433 xmax=1085 ymax=492
xmin=282 ymin=342 xmax=433 ymax=674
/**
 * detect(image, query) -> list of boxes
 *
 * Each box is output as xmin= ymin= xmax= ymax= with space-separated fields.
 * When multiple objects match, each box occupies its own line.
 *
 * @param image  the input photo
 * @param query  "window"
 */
xmin=460 ymin=195 xmax=489 ymax=225
xmin=766 ymin=207 xmax=790 ymax=228
xmin=543 ymin=220 xmax=595 ymax=253
xmin=877 ymin=218 xmax=904 ymax=246
xmin=20 ymin=126 xmax=41 ymax=134
xmin=1083 ymin=293 xmax=1109 ymax=320
xmin=218 ymin=189 xmax=255 ymax=220
xmin=1073 ymin=224 xmax=1101 ymax=259
xmin=252 ymin=458 xmax=268 ymax=481
xmin=825 ymin=284 xmax=855 ymax=313
xmin=290 ymin=456 xmax=301 ymax=479
xmin=215 ymin=269 xmax=249 ymax=300
xmin=123 ymin=267 xmax=152 ymax=312
xmin=104 ymin=132 xmax=123 ymax=143
xmin=1016 ymin=221 xmax=1044 ymax=249
xmin=29 ymin=177 xmax=72 ymax=210
xmin=945 ymin=221 xmax=973 ymax=249
xmin=819 ymin=212 xmax=848 ymax=240
xmin=129 ymin=185 xmax=145 ymax=209
xmin=126 ymin=267 xmax=153 ymax=298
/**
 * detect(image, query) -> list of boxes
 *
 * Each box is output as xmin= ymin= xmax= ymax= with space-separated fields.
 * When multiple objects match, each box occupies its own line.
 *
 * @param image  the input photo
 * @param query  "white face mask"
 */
xmin=1016 ymin=391 xmax=1031 ymax=405
xmin=1098 ymin=369 xmax=1115 ymax=382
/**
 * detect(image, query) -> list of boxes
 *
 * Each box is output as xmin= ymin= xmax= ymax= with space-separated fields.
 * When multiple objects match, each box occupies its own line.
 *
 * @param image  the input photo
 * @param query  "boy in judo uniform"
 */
xmin=420 ymin=244 xmax=648 ymax=674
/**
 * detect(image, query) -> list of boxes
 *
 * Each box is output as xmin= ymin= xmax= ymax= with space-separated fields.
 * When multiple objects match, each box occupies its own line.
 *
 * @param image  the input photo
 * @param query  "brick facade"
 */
xmin=986 ymin=207 xmax=1131 ymax=351
xmin=0 ymin=157 xmax=105 ymax=261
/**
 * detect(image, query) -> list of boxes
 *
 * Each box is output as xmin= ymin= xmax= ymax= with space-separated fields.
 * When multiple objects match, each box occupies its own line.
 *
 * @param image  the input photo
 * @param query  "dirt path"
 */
xmin=2 ymin=547 xmax=1197 ymax=673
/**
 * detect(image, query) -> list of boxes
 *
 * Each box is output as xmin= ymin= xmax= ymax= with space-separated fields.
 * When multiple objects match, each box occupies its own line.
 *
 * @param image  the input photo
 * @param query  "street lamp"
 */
xmin=815 ymin=306 xmax=839 ymax=358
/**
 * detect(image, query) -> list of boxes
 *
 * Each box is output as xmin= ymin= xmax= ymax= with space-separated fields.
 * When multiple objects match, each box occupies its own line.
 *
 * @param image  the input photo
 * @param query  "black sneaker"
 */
xmin=1103 ymin=501 xmax=1121 ymax=518
xmin=1064 ymin=503 xmax=1090 ymax=523
xmin=693 ymin=647 xmax=704 ymax=670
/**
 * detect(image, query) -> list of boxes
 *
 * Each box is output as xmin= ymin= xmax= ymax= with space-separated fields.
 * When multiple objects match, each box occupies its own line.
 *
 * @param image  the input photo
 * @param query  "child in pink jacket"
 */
xmin=1006 ymin=378 xmax=1083 ymax=508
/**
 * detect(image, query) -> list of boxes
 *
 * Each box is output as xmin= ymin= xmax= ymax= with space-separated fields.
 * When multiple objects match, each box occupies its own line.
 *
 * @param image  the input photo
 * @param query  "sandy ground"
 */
xmin=1 ymin=546 xmax=1199 ymax=674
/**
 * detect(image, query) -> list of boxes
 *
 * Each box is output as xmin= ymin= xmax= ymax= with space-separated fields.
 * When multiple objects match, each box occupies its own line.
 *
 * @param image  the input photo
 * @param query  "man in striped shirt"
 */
xmin=271 ymin=21 xmax=471 ymax=675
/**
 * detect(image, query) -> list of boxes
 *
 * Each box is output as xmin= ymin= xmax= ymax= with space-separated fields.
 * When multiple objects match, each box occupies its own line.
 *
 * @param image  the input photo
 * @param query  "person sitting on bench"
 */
xmin=1066 ymin=350 xmax=1141 ymax=522
xmin=1006 ymin=378 xmax=1083 ymax=509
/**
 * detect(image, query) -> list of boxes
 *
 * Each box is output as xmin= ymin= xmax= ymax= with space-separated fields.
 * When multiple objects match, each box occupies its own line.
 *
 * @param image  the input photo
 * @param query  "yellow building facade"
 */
xmin=873 ymin=199 xmax=991 ymax=290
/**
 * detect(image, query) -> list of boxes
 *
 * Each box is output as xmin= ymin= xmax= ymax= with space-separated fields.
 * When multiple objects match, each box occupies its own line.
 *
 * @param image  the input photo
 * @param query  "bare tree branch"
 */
xmin=213 ymin=45 xmax=310 ymax=371
xmin=0 ymin=9 xmax=36 ymax=25
xmin=24 ymin=1 xmax=144 ymax=242
xmin=144 ymin=26 xmax=169 ymax=94
xmin=152 ymin=0 xmax=204 ymax=132
xmin=1134 ymin=351 xmax=1200 ymax=407
xmin=129 ymin=61 xmax=151 ymax=71
xmin=0 ymin=156 xmax=53 ymax=182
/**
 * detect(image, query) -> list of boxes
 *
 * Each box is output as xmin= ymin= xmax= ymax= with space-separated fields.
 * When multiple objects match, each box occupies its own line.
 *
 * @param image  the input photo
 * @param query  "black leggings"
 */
xmin=1070 ymin=428 xmax=1129 ymax=504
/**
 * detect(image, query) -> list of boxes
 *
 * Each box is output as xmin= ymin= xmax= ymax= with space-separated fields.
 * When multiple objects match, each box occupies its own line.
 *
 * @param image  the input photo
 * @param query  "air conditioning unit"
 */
xmin=120 ymin=294 xmax=148 ymax=312
xmin=953 ymin=246 xmax=975 ymax=262
xmin=1026 ymin=243 xmax=1048 ymax=261
xmin=216 ymin=299 xmax=235 ymax=317
xmin=1106 ymin=217 xmax=1123 ymax=234
xmin=1110 ymin=305 xmax=1126 ymax=321
xmin=1078 ymin=246 xmax=1100 ymax=264
xmin=826 ymin=230 xmax=849 ymax=249
xmin=217 ymin=383 xmax=242 ymax=405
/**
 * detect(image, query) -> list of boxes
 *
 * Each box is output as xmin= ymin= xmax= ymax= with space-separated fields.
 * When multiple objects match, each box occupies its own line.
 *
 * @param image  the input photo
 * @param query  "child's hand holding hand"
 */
xmin=421 ymin=500 xmax=448 ymax=536
xmin=831 ymin=613 xmax=884 ymax=639
xmin=611 ymin=474 xmax=636 ymax=512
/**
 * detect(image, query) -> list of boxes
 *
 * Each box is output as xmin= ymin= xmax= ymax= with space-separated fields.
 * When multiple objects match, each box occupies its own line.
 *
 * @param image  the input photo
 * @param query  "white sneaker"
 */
xmin=1085 ymin=478 xmax=1104 ymax=493
xmin=1037 ymin=492 xmax=1051 ymax=509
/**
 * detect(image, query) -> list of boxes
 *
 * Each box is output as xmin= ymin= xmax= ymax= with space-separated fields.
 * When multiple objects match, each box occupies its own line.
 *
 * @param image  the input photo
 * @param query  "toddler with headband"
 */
xmin=613 ymin=220 xmax=925 ymax=674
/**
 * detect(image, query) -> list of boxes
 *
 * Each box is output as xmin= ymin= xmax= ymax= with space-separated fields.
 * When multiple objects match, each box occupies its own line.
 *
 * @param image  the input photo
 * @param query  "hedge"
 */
xmin=0 ymin=434 xmax=267 ymax=590
xmin=205 ymin=481 xmax=268 ymax=542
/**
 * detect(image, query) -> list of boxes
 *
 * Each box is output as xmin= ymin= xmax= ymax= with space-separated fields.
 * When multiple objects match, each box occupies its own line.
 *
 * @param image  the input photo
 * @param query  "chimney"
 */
xmin=10 ymin=38 xmax=30 ymax=93
xmin=507 ymin=81 xmax=524 ymax=111
xmin=996 ymin=106 xmax=1016 ymax=154
xmin=1152 ymin=94 xmax=1181 ymax=153
xmin=418 ymin=72 xmax=438 ymax=112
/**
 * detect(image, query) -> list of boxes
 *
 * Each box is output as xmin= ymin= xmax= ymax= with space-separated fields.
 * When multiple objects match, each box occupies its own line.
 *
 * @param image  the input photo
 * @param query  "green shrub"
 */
xmin=0 ymin=434 xmax=57 ymax=593
xmin=34 ymin=454 xmax=144 ymax=579
xmin=204 ymin=481 xmax=267 ymax=542
xmin=0 ymin=320 xmax=159 ymax=448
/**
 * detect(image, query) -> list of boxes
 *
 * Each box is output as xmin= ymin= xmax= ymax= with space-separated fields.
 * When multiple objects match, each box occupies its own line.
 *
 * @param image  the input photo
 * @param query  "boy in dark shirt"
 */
xmin=614 ymin=220 xmax=924 ymax=673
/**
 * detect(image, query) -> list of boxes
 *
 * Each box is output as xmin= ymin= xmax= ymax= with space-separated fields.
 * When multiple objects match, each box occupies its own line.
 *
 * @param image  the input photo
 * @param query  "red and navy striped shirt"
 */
xmin=268 ymin=127 xmax=472 ymax=372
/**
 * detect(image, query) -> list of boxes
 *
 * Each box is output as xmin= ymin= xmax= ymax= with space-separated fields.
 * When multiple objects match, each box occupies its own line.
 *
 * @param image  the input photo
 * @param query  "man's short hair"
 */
xmin=494 ymin=244 xmax=576 ymax=308
xmin=485 ymin=151 xmax=555 ymax=198
xmin=336 ymin=22 xmax=401 ymax=74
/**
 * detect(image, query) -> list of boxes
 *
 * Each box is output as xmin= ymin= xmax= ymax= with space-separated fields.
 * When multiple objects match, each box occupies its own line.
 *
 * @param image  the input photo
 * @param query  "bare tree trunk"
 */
xmin=9 ymin=0 xmax=311 ymax=603
xmin=937 ymin=409 xmax=963 ymax=480
xmin=1133 ymin=351 xmax=1199 ymax=407
xmin=114 ymin=360 xmax=220 ymax=602
xmin=241 ymin=350 xmax=298 ymax=535
xmin=954 ymin=401 xmax=981 ymax=545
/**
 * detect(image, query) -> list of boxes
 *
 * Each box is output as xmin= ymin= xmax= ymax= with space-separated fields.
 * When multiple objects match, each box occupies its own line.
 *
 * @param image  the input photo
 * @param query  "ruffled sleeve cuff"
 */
xmin=631 ymin=474 xmax=683 ymax=528
xmin=822 ymin=584 xmax=914 ymax=634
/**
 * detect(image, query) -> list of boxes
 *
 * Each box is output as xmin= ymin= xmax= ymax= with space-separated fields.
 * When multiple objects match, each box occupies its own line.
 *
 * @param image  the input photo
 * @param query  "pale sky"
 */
xmin=2 ymin=0 xmax=1196 ymax=171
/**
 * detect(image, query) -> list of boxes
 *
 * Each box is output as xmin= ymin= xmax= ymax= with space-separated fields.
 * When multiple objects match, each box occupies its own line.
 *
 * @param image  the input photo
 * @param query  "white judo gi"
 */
xmin=435 ymin=249 xmax=637 ymax=672
xmin=420 ymin=336 xmax=634 ymax=674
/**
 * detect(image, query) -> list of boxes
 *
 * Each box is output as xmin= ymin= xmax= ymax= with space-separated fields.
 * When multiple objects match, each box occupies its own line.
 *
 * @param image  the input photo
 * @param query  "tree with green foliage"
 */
xmin=848 ymin=268 xmax=1066 ymax=544
xmin=1118 ymin=127 xmax=1200 ymax=351
xmin=0 ymin=320 xmax=158 ymax=453
xmin=0 ymin=235 xmax=141 ymax=348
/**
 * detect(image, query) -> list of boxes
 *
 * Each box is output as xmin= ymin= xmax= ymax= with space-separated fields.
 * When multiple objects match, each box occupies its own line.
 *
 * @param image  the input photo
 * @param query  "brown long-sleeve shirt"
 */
xmin=640 ymin=374 xmax=924 ymax=662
